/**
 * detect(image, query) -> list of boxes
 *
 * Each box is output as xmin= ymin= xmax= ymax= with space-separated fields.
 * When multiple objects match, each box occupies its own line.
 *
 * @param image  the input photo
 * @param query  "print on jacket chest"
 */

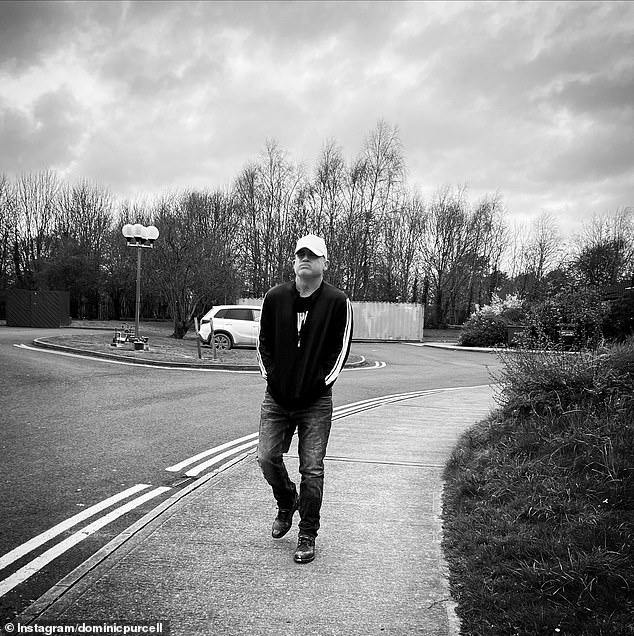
xmin=296 ymin=310 xmax=309 ymax=347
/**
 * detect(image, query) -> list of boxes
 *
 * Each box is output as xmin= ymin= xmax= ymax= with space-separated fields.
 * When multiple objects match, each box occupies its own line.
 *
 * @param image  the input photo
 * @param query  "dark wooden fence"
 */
xmin=6 ymin=289 xmax=71 ymax=328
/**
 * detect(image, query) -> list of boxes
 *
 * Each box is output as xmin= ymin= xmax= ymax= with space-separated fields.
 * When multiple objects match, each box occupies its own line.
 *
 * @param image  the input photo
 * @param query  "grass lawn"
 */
xmin=50 ymin=320 xmax=257 ymax=365
xmin=442 ymin=341 xmax=634 ymax=636
xmin=33 ymin=319 xmax=367 ymax=367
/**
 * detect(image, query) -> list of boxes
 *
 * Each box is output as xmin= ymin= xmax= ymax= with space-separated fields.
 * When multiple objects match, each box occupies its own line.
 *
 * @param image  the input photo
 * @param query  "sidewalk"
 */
xmin=18 ymin=385 xmax=496 ymax=636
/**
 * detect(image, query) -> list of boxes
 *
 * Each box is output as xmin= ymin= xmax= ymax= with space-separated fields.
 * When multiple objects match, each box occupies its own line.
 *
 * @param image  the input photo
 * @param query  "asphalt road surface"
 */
xmin=0 ymin=326 xmax=502 ymax=620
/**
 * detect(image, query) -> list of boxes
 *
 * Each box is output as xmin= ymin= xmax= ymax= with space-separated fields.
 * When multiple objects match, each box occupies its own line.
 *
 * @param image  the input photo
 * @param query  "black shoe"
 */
xmin=271 ymin=494 xmax=299 ymax=539
xmin=293 ymin=534 xmax=315 ymax=563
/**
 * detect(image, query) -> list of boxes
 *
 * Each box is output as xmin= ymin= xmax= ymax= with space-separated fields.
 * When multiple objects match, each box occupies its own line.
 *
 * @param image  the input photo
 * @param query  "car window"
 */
xmin=253 ymin=309 xmax=261 ymax=322
xmin=225 ymin=308 xmax=253 ymax=321
xmin=214 ymin=309 xmax=228 ymax=319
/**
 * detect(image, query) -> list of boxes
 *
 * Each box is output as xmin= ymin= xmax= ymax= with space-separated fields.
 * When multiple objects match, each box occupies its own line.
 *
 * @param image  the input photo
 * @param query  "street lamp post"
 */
xmin=122 ymin=223 xmax=159 ymax=342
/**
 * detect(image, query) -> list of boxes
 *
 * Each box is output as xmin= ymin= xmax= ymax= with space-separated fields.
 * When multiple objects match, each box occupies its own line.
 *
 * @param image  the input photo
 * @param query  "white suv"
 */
xmin=198 ymin=305 xmax=261 ymax=350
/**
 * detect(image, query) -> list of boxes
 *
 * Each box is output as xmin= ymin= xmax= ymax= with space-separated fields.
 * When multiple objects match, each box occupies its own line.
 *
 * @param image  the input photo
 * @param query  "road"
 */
xmin=0 ymin=326 xmax=502 ymax=620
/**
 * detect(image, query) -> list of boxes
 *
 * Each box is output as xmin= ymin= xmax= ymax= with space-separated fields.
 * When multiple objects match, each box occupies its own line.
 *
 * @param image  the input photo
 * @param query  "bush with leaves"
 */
xmin=519 ymin=289 xmax=606 ymax=350
xmin=602 ymin=292 xmax=634 ymax=343
xmin=443 ymin=340 xmax=634 ymax=636
xmin=459 ymin=294 xmax=527 ymax=347
xmin=459 ymin=310 xmax=508 ymax=347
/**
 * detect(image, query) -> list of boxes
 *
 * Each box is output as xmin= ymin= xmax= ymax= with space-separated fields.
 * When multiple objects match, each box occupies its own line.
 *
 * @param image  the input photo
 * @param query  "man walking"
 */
xmin=256 ymin=234 xmax=353 ymax=563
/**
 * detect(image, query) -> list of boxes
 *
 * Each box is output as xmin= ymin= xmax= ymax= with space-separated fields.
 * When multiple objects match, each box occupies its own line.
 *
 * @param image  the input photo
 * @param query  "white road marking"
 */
xmin=0 ymin=486 xmax=171 ymax=598
xmin=166 ymin=385 xmax=411 ymax=479
xmin=173 ymin=387 xmax=487 ymax=478
xmin=184 ymin=441 xmax=258 ymax=478
xmin=165 ymin=432 xmax=259 ymax=472
xmin=332 ymin=385 xmax=489 ymax=419
xmin=0 ymin=484 xmax=152 ymax=572
xmin=342 ymin=360 xmax=386 ymax=370
xmin=333 ymin=389 xmax=441 ymax=419
xmin=13 ymin=344 xmax=259 ymax=373
xmin=14 ymin=343 xmax=384 ymax=372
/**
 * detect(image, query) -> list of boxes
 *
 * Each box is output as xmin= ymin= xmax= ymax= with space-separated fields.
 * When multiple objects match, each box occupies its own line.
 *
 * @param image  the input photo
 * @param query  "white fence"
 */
xmin=239 ymin=298 xmax=424 ymax=342
xmin=351 ymin=302 xmax=424 ymax=341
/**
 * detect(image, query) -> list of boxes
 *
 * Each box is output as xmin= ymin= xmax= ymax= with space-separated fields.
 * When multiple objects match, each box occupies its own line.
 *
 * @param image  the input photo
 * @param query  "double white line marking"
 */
xmin=164 ymin=388 xmax=454 ymax=480
xmin=0 ymin=439 xmax=262 ymax=598
xmin=165 ymin=433 xmax=259 ymax=478
xmin=0 ymin=484 xmax=170 ymax=597
xmin=332 ymin=388 xmax=453 ymax=420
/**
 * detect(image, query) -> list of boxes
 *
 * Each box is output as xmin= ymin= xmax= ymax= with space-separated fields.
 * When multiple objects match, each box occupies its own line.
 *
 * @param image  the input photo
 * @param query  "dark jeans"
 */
xmin=257 ymin=390 xmax=333 ymax=538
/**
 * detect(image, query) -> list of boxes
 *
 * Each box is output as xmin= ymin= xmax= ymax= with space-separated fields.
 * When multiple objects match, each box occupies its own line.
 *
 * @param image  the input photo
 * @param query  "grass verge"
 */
xmin=31 ymin=321 xmax=367 ymax=367
xmin=442 ymin=341 xmax=634 ymax=636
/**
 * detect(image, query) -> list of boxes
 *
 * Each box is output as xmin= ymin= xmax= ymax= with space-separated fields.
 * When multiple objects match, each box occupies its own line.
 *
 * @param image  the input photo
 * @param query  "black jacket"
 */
xmin=257 ymin=280 xmax=353 ymax=409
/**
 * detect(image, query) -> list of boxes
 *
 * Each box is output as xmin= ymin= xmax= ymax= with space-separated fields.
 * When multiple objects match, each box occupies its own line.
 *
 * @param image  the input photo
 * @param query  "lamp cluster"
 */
xmin=122 ymin=223 xmax=160 ymax=248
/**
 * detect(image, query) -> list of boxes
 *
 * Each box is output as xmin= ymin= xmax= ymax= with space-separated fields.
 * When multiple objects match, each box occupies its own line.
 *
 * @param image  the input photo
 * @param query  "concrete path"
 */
xmin=18 ymin=385 xmax=496 ymax=635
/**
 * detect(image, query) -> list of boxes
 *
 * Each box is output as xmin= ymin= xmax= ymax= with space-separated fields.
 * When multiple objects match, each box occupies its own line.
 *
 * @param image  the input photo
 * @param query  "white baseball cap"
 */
xmin=295 ymin=234 xmax=328 ymax=260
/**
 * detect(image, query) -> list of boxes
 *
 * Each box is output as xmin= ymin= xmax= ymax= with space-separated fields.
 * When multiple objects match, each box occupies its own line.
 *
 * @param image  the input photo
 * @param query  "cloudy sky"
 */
xmin=1 ymin=0 xmax=632 ymax=234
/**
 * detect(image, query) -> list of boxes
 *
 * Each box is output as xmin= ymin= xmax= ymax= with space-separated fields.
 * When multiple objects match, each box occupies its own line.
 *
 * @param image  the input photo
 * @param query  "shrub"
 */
xmin=602 ymin=293 xmax=634 ymax=343
xmin=442 ymin=340 xmax=634 ymax=636
xmin=459 ymin=294 xmax=527 ymax=347
xmin=519 ymin=290 xmax=606 ymax=351
xmin=459 ymin=310 xmax=508 ymax=347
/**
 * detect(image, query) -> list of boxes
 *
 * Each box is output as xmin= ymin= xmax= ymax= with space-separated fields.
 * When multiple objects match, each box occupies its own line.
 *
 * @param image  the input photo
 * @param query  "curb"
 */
xmin=32 ymin=338 xmax=260 ymax=371
xmin=420 ymin=342 xmax=499 ymax=353
xmin=31 ymin=338 xmax=370 ymax=371
xmin=420 ymin=342 xmax=583 ymax=355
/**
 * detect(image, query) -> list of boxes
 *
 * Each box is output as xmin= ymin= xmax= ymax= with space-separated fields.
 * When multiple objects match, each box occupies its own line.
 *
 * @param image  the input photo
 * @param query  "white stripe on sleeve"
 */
xmin=256 ymin=337 xmax=267 ymax=379
xmin=325 ymin=298 xmax=353 ymax=386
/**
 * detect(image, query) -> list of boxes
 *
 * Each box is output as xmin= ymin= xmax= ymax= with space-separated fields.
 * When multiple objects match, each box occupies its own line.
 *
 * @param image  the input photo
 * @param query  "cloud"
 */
xmin=0 ymin=87 xmax=86 ymax=173
xmin=0 ymin=0 xmax=631 ymax=232
xmin=0 ymin=1 xmax=76 ymax=71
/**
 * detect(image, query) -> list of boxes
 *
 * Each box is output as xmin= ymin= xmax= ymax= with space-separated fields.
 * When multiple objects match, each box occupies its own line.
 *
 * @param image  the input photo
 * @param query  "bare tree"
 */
xmin=420 ymin=185 xmax=473 ymax=326
xmin=42 ymin=180 xmax=117 ymax=317
xmin=379 ymin=192 xmax=426 ymax=302
xmin=102 ymin=199 xmax=153 ymax=321
xmin=336 ymin=157 xmax=369 ymax=298
xmin=571 ymin=207 xmax=634 ymax=287
xmin=234 ymin=163 xmax=263 ymax=296
xmin=503 ymin=219 xmax=528 ymax=281
xmin=234 ymin=140 xmax=305 ymax=296
xmin=56 ymin=179 xmax=115 ymax=255
xmin=519 ymin=211 xmax=563 ymax=300
xmin=467 ymin=192 xmax=509 ymax=311
xmin=150 ymin=189 xmax=241 ymax=338
xmin=260 ymin=139 xmax=305 ymax=285
xmin=341 ymin=120 xmax=407 ymax=299
xmin=300 ymin=138 xmax=348 ymax=290
xmin=13 ymin=170 xmax=60 ymax=288
xmin=310 ymin=138 xmax=347 ymax=239
xmin=0 ymin=174 xmax=17 ymax=289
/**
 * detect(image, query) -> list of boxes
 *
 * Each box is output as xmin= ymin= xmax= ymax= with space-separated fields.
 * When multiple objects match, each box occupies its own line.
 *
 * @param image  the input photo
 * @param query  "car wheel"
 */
xmin=214 ymin=333 xmax=232 ymax=350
